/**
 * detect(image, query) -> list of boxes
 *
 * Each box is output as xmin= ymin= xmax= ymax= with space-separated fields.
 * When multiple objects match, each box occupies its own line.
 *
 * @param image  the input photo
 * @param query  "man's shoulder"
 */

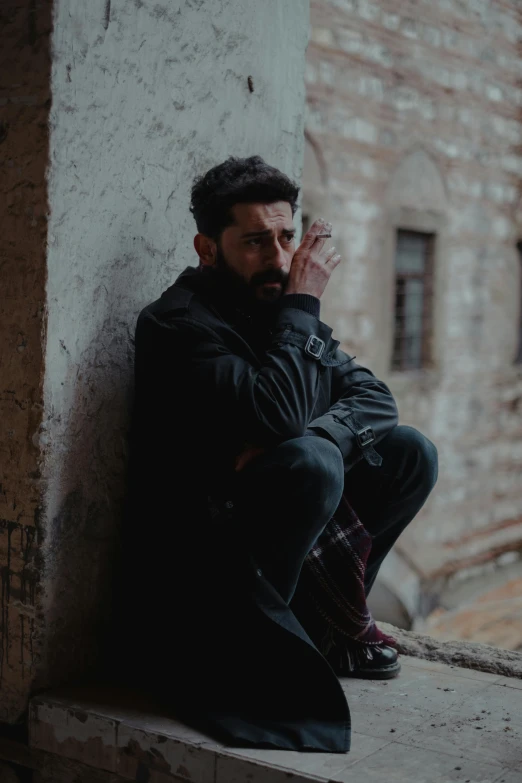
xmin=137 ymin=266 xmax=219 ymax=333
xmin=140 ymin=283 xmax=195 ymax=321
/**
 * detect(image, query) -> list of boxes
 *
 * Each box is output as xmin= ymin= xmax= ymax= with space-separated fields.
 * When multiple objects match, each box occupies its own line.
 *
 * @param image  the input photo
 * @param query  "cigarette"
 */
xmin=316 ymin=233 xmax=332 ymax=238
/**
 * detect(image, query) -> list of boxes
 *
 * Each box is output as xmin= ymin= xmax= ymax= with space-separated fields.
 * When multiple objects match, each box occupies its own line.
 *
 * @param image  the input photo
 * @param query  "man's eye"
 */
xmin=247 ymin=238 xmax=262 ymax=246
xmin=283 ymin=234 xmax=295 ymax=242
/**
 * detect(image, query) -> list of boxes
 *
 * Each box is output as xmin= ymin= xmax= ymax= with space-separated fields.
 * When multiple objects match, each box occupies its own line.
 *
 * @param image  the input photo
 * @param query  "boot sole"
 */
xmin=339 ymin=661 xmax=401 ymax=680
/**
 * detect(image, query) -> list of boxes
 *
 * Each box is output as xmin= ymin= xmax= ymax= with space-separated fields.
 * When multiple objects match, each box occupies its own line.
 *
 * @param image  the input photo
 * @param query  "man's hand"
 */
xmin=284 ymin=218 xmax=342 ymax=299
xmin=234 ymin=443 xmax=267 ymax=472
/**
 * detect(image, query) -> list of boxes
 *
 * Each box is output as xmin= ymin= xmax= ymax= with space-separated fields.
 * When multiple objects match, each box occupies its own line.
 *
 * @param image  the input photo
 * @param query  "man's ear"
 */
xmin=194 ymin=234 xmax=217 ymax=267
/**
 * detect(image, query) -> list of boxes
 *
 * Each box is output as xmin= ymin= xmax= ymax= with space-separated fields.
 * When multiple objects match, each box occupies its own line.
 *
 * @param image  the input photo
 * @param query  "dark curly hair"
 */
xmin=190 ymin=155 xmax=300 ymax=239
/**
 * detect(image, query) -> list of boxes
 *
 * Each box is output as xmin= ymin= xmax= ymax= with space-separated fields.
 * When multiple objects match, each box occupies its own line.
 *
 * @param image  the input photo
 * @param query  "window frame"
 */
xmin=392 ymin=229 xmax=436 ymax=372
xmin=382 ymin=207 xmax=446 ymax=378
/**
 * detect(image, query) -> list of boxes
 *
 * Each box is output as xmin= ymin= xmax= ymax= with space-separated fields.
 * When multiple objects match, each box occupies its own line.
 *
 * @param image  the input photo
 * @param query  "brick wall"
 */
xmin=305 ymin=0 xmax=522 ymax=584
xmin=0 ymin=0 xmax=51 ymax=720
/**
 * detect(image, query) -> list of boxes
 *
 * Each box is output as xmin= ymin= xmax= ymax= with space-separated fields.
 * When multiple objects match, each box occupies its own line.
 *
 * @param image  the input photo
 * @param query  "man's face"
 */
xmin=216 ymin=201 xmax=296 ymax=303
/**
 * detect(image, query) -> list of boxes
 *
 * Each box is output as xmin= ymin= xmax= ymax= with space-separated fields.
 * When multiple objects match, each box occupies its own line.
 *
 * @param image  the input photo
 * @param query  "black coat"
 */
xmin=128 ymin=265 xmax=399 ymax=752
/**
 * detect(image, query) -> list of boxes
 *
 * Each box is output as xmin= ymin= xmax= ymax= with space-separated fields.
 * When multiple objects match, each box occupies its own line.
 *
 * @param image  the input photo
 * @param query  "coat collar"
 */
xmin=174 ymin=264 xmax=280 ymax=331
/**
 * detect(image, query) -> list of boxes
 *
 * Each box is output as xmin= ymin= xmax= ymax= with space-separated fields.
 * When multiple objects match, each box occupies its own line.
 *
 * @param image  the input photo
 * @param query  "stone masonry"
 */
xmin=304 ymin=0 xmax=522 ymax=620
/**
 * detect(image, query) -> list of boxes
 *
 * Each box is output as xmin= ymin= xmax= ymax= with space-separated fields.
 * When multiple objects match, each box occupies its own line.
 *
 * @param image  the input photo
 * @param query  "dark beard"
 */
xmin=212 ymin=244 xmax=289 ymax=314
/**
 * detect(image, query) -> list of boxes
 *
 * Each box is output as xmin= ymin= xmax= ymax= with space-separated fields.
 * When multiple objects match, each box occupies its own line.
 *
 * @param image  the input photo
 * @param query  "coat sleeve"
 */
xmin=151 ymin=305 xmax=346 ymax=447
xmin=306 ymin=354 xmax=399 ymax=467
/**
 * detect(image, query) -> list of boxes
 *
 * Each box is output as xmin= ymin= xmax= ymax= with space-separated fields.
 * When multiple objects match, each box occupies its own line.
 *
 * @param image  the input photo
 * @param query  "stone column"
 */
xmin=0 ymin=0 xmax=310 ymax=722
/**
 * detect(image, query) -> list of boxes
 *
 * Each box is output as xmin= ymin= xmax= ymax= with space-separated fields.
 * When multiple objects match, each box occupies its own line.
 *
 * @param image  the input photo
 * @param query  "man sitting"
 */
xmin=131 ymin=155 xmax=438 ymax=752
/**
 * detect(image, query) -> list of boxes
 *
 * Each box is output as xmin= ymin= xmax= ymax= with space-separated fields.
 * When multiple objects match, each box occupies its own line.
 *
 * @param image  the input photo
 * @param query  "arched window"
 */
xmin=385 ymin=149 xmax=447 ymax=372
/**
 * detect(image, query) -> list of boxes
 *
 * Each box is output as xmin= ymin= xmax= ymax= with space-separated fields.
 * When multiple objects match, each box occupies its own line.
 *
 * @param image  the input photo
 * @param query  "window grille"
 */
xmin=391 ymin=229 xmax=435 ymax=371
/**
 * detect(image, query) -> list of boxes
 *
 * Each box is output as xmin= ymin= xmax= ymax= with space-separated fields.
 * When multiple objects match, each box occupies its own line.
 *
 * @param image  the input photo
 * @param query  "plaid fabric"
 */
xmin=294 ymin=493 xmax=396 ymax=655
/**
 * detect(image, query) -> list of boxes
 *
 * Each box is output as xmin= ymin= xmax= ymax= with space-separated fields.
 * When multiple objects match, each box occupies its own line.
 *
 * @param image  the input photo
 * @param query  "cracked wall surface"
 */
xmin=39 ymin=0 xmax=309 ymax=711
xmin=0 ymin=0 xmax=310 ymax=723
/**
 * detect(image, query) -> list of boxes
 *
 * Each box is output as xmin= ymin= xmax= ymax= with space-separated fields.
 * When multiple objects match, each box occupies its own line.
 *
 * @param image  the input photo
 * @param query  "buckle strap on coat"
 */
xmin=273 ymin=329 xmax=351 ymax=368
xmin=340 ymin=411 xmax=383 ymax=467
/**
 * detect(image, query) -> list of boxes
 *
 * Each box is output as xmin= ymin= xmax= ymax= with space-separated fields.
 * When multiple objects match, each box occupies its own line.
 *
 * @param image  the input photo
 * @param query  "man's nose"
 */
xmin=264 ymin=242 xmax=289 ymax=270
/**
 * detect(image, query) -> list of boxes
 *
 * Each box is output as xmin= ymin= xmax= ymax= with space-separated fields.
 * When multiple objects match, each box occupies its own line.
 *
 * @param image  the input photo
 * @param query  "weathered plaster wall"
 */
xmin=0 ymin=1 xmax=51 ymax=721
xmin=305 ymin=0 xmax=522 ymax=588
xmin=37 ymin=0 xmax=309 ymax=705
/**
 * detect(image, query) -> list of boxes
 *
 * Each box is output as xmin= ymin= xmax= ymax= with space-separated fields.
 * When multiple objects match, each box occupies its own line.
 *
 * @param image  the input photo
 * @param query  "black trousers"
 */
xmin=233 ymin=425 xmax=438 ymax=606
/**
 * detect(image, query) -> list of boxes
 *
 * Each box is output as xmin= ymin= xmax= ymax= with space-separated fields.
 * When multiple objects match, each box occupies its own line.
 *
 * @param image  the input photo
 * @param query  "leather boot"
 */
xmin=325 ymin=642 xmax=401 ymax=679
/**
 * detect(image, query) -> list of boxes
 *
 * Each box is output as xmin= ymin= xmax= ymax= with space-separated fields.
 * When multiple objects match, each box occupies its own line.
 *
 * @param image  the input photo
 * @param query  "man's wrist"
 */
xmin=280 ymin=293 xmax=320 ymax=319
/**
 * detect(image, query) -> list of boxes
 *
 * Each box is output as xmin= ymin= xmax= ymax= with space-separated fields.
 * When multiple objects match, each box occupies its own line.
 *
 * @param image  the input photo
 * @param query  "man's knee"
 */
xmin=282 ymin=434 xmax=345 ymax=504
xmin=384 ymin=425 xmax=438 ymax=488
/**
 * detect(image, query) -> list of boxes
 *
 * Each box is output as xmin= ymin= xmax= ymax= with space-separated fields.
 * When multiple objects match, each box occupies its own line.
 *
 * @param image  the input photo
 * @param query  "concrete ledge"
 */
xmin=25 ymin=650 xmax=522 ymax=782
xmin=17 ymin=629 xmax=522 ymax=781
xmin=380 ymin=622 xmax=522 ymax=679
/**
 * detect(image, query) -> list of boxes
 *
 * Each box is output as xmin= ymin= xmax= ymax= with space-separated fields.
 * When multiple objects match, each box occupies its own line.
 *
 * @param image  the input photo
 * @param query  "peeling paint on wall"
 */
xmin=0 ymin=0 xmax=51 ymax=721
